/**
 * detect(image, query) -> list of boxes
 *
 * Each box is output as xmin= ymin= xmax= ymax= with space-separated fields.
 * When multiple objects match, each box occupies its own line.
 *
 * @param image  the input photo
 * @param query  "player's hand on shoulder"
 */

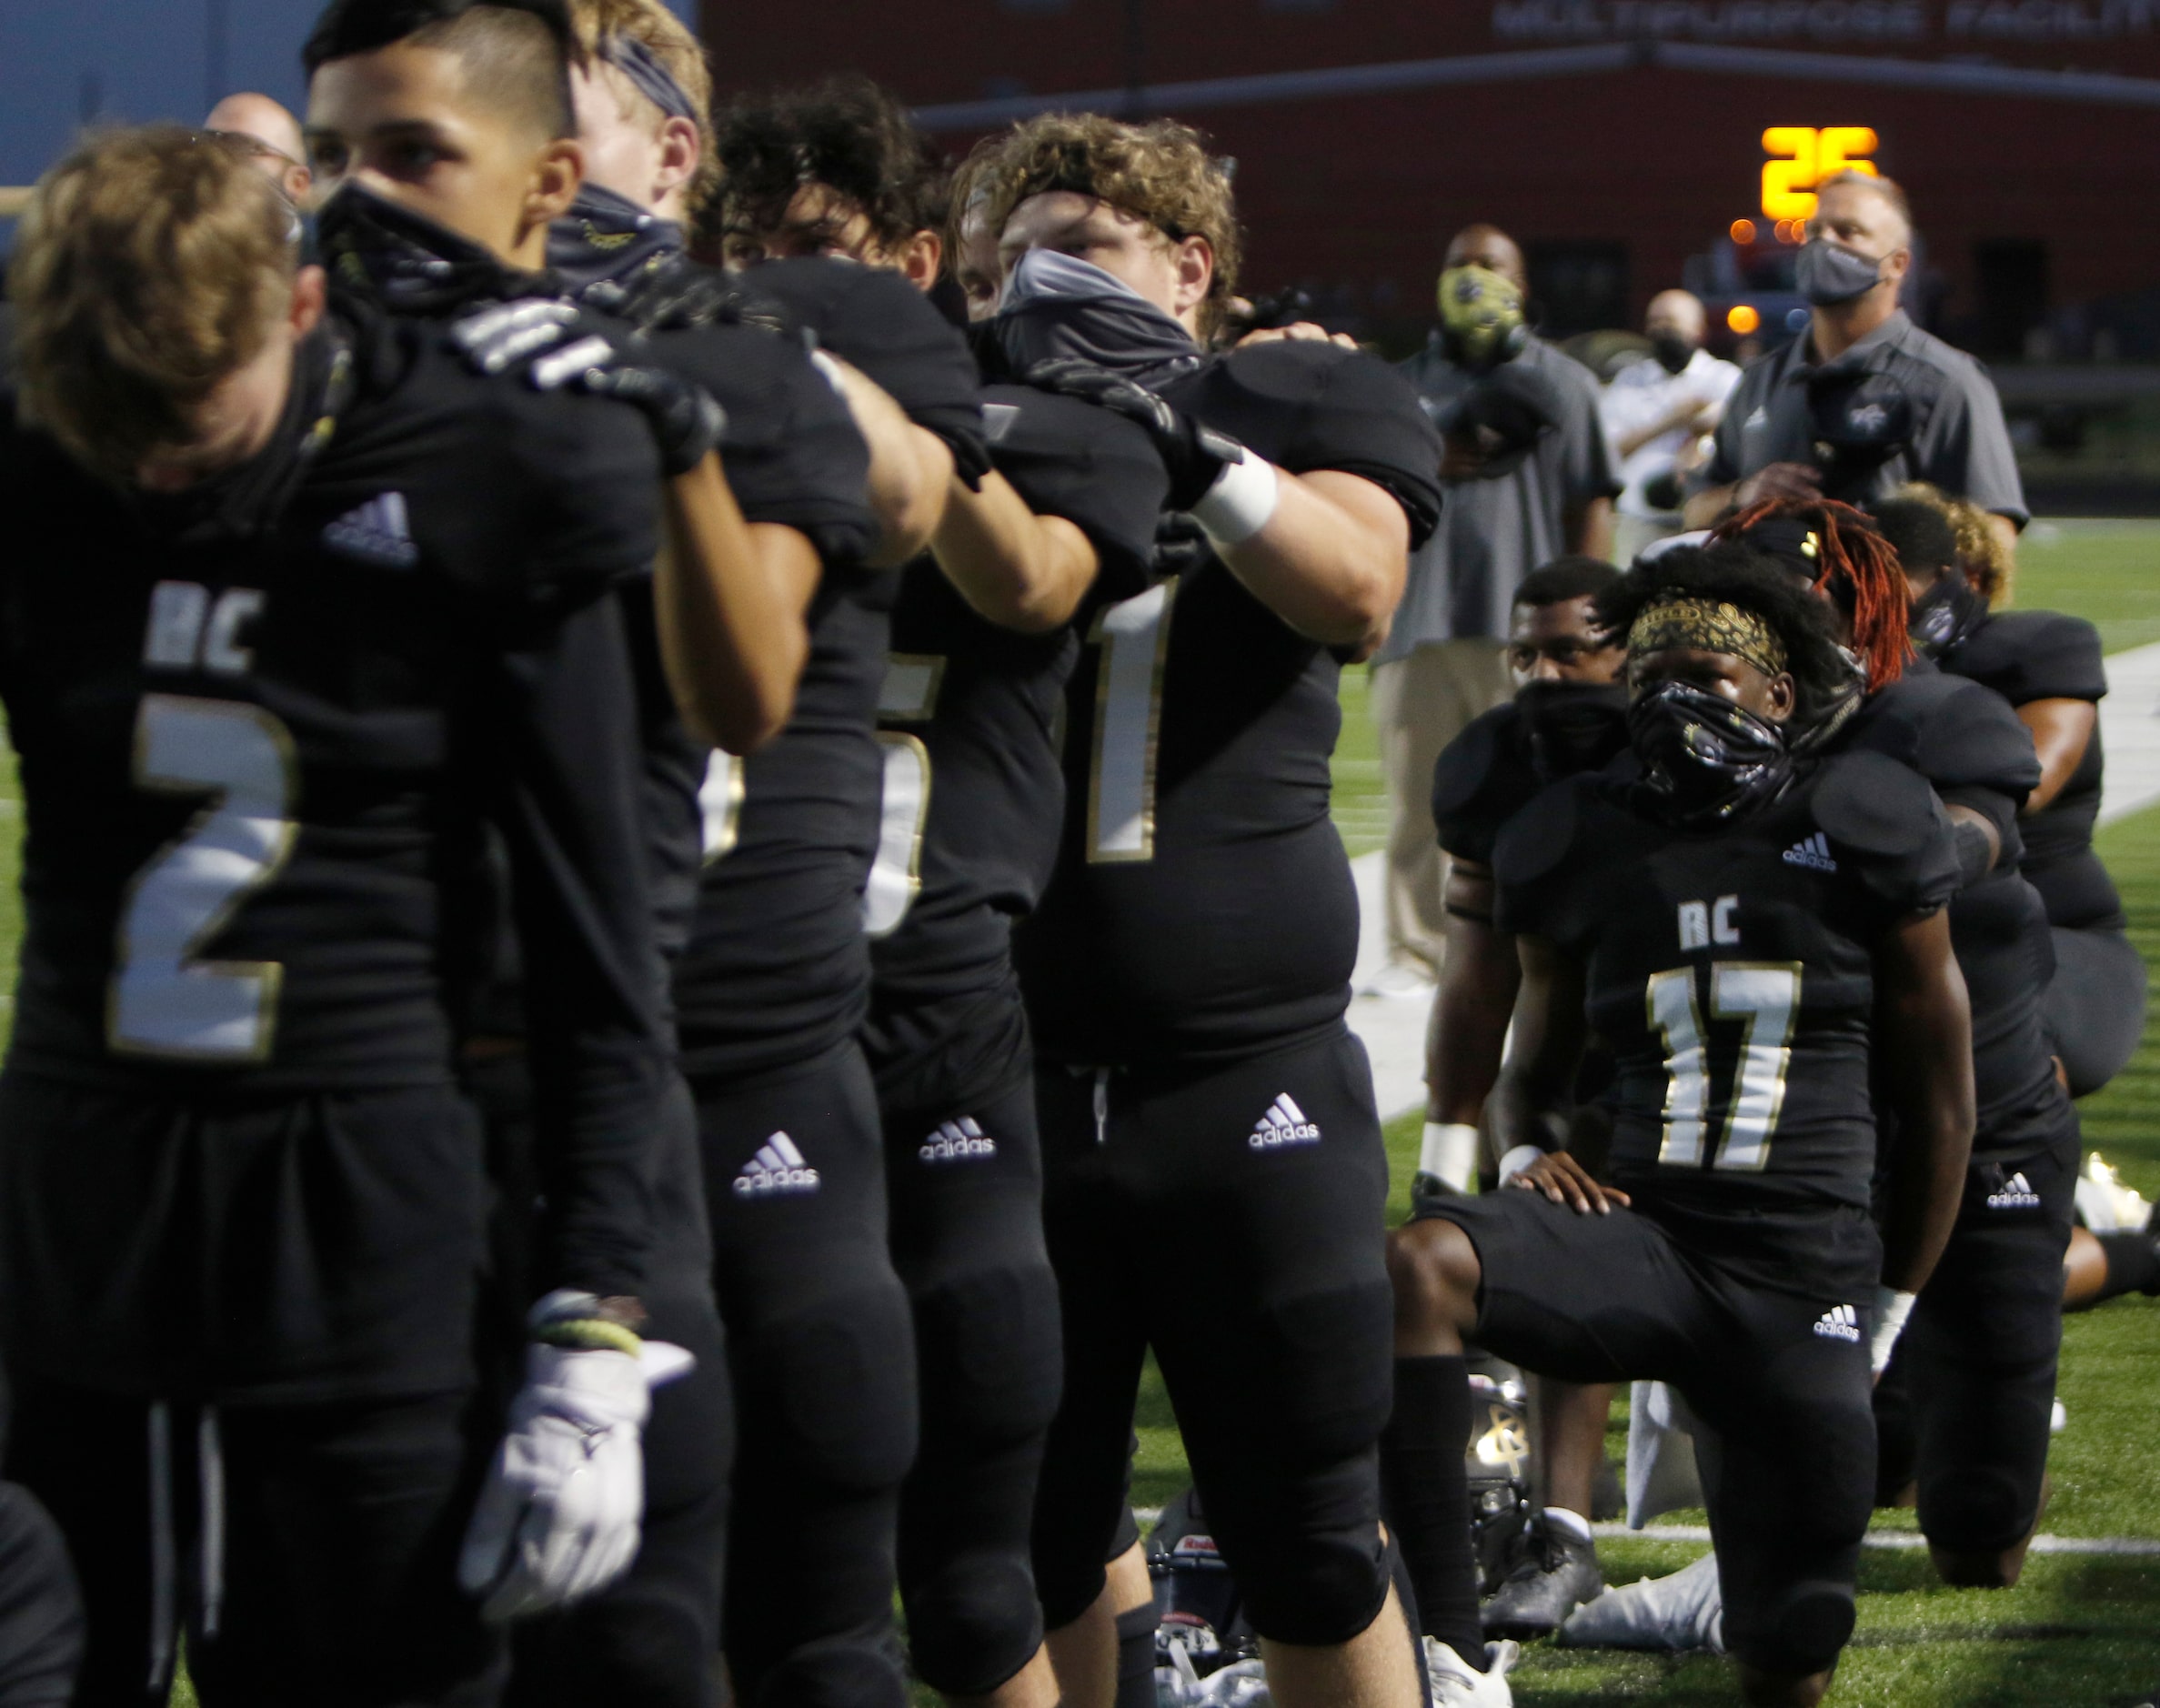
xmin=1504 ymin=1147 xmax=1630 ymax=1216
xmin=1021 ymin=357 xmax=1245 ymax=511
xmin=450 ymin=298 xmax=727 ymax=477
xmin=1236 ymin=321 xmax=1359 ymax=350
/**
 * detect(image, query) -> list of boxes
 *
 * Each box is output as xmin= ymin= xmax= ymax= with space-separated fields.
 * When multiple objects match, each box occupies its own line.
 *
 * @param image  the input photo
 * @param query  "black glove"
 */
xmin=1021 ymin=357 xmax=1247 ymax=512
xmin=452 ymin=299 xmax=727 ymax=477
xmin=1434 ymin=359 xmax=1564 ymax=480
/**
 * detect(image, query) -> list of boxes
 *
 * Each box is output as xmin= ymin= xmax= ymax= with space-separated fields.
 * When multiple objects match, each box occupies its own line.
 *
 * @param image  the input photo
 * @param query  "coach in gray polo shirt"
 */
xmin=1684 ymin=169 xmax=2026 ymax=553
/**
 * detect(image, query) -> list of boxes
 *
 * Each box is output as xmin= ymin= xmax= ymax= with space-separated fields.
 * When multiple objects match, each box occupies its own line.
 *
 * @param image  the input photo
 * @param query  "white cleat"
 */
xmin=1423 ymin=1637 xmax=1518 ymax=1705
xmin=1557 ymin=1548 xmax=1725 ymax=1653
xmin=1360 ymin=959 xmax=1438 ymax=1001
xmin=2075 ymin=1152 xmax=2154 ymax=1233
xmin=2052 ymin=1396 xmax=2068 ymax=1435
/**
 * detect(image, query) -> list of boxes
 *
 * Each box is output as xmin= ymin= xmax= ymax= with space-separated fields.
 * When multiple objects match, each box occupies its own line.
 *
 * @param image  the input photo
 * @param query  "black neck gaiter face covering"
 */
xmin=990 ymin=249 xmax=1206 ymax=389
xmin=547 ymin=183 xmax=686 ymax=306
xmin=1909 ymin=571 xmax=1989 ymax=662
xmin=1515 ymin=680 xmax=1631 ymax=782
xmin=1627 ymin=678 xmax=1794 ymax=829
xmin=316 ymin=183 xmax=521 ymax=316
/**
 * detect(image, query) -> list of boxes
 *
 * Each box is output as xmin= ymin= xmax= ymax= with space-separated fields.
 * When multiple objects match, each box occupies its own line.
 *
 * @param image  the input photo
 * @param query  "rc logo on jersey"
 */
xmin=734 ymin=1131 xmax=820 ymax=1198
xmin=1813 ymin=1303 xmax=1862 ymax=1344
xmin=1249 ymin=1093 xmax=1321 ymax=1150
xmin=323 ymin=492 xmax=419 ymax=569
xmin=919 ymin=1116 xmax=997 ymax=1165
xmin=1783 ymin=831 xmax=1838 ymax=873
xmin=1678 ymin=895 xmax=1741 ymax=951
xmin=1988 ymin=1170 xmax=2042 ymax=1211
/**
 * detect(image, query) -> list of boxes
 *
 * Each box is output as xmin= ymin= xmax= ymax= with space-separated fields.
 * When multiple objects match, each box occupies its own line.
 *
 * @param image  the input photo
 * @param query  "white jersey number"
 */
xmin=1085 ymin=578 xmax=1178 ymax=863
xmin=108 ymin=695 xmax=299 ymax=1062
xmin=1645 ymin=961 xmax=1800 ymax=1171
xmin=862 ymin=654 xmax=941 ymax=939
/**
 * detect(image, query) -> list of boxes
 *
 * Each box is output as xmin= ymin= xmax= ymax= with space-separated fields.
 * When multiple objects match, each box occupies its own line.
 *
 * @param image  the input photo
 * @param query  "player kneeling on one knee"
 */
xmin=1383 ymin=544 xmax=1974 ymax=1708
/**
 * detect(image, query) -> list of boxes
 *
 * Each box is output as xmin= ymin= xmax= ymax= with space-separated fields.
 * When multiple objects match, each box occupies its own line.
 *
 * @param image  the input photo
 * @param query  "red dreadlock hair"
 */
xmin=1713 ymin=497 xmax=1911 ymax=690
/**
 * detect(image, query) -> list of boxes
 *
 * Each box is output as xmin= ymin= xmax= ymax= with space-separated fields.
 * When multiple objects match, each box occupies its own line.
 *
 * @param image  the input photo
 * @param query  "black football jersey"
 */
xmin=1431 ymin=689 xmax=1631 ymax=866
xmin=1940 ymin=609 xmax=2117 ymax=929
xmin=739 ymin=256 xmax=989 ymax=483
xmin=1836 ymin=667 xmax=2065 ymax=1163
xmin=0 ymin=310 xmax=668 ymax=1299
xmin=1017 ymin=341 xmax=1444 ymax=1065
xmin=1496 ymin=754 xmax=1961 ymax=1295
xmin=861 ymin=384 xmax=1168 ymax=1112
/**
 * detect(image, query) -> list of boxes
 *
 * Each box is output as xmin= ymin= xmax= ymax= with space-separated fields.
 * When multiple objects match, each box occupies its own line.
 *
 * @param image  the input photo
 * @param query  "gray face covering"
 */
xmin=990 ymin=249 xmax=1205 ymax=387
xmin=1794 ymin=238 xmax=1887 ymax=307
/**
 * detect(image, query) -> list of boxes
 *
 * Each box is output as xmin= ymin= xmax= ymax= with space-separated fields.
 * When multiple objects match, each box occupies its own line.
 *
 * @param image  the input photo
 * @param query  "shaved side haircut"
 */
xmin=304 ymin=0 xmax=581 ymax=140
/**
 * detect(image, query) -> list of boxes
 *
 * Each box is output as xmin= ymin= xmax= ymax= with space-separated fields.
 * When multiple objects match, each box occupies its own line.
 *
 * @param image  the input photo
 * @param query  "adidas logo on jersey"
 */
xmin=1783 ymin=831 xmax=1838 ymax=873
xmin=1249 ymin=1093 xmax=1321 ymax=1150
xmin=323 ymin=492 xmax=419 ymax=569
xmin=919 ymin=1116 xmax=997 ymax=1164
xmin=1988 ymin=1170 xmax=2042 ymax=1211
xmin=733 ymin=1131 xmax=820 ymax=1198
xmin=1813 ymin=1303 xmax=1862 ymax=1343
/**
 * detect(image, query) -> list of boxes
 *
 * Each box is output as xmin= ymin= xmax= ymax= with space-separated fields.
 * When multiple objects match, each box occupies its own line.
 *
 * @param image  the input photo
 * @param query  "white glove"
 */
xmin=458 ymin=1341 xmax=652 ymax=1621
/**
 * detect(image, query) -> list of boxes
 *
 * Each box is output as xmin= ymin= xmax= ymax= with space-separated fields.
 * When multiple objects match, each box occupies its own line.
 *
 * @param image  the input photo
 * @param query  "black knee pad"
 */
xmin=745 ymin=1281 xmax=919 ymax=1495
xmin=904 ymin=1552 xmax=1043 ymax=1697
xmin=911 ymin=1258 xmax=1062 ymax=1442
xmin=1226 ymin=1514 xmax=1392 ymax=1648
xmin=1729 ymin=1577 xmax=1855 ymax=1680
xmin=1917 ymin=1464 xmax=2035 ymax=1557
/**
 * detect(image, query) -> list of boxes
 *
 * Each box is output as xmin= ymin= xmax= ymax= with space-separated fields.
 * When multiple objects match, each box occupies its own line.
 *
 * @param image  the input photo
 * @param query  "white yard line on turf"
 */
xmin=1345 ymin=638 xmax=2160 ymax=1122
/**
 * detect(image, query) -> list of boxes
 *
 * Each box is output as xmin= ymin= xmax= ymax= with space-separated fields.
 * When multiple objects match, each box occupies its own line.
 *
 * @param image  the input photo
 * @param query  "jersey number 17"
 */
xmin=1645 ymin=961 xmax=1801 ymax=1171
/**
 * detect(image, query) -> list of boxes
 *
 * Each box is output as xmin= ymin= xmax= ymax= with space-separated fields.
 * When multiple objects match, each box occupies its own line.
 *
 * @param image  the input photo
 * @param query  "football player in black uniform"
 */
xmin=1393 ymin=557 xmax=1629 ymax=1644
xmin=1891 ymin=500 xmax=2144 ymax=1099
xmin=966 ymin=113 xmax=1442 ymax=1707
xmin=302 ymin=5 xmax=880 ymax=1703
xmin=1389 ymin=546 xmax=1974 ymax=1708
xmin=0 ymin=123 xmax=678 ymax=1703
xmin=715 ymin=80 xmax=1175 ymax=1708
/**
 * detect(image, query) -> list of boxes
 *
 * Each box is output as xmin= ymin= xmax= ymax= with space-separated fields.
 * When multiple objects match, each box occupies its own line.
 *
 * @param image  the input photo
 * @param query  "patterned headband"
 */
xmin=1627 ymin=596 xmax=1789 ymax=680
xmin=599 ymin=33 xmax=699 ymax=126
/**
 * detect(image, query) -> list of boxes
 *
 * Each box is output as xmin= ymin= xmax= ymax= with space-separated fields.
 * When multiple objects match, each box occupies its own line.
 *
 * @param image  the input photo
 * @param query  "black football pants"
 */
xmin=695 ymin=1040 xmax=917 ymax=1708
xmin=1418 ymin=1190 xmax=1877 ymax=1678
xmin=882 ymin=1070 xmax=1062 ymax=1697
xmin=1874 ymin=1132 xmax=2076 ymax=1554
xmin=2043 ymin=923 xmax=2146 ymax=1098
xmin=1032 ymin=1027 xmax=1396 ymax=1648
xmin=6 ymin=1382 xmax=502 ymax=1708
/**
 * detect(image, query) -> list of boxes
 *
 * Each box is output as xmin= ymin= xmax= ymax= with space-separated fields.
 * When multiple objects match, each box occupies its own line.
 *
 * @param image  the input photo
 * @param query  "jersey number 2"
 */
xmin=1645 ymin=962 xmax=1801 ymax=1171
xmin=108 ymin=695 xmax=298 ymax=1062
xmin=1086 ymin=578 xmax=1178 ymax=863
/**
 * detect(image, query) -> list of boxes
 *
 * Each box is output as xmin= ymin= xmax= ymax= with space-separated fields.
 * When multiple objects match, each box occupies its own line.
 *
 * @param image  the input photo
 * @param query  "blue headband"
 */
xmin=600 ymin=33 xmax=698 ymax=125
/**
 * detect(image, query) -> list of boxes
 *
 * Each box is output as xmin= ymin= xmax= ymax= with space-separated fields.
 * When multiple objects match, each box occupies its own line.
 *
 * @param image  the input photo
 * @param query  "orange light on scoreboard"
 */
xmin=1762 ymin=127 xmax=1879 ymax=222
xmin=1730 ymin=217 xmax=1757 ymax=245
xmin=1727 ymin=304 xmax=1762 ymax=335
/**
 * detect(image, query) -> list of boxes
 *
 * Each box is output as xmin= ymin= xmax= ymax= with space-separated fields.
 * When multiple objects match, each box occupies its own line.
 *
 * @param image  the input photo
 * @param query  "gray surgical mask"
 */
xmin=1795 ymin=238 xmax=1886 ymax=307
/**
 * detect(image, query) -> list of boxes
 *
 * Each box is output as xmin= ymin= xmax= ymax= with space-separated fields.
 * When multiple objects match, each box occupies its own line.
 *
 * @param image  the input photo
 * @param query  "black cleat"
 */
xmin=1481 ymin=1520 xmax=1605 ymax=1638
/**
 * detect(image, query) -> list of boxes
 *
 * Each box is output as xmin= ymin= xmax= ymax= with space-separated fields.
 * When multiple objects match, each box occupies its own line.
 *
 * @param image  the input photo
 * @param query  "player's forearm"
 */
xmin=1484 ymin=937 xmax=1587 ymax=1156
xmin=1217 ymin=466 xmax=1407 ymax=654
xmin=1876 ymin=917 xmax=1976 ymax=1293
xmin=1681 ymin=480 xmax=1736 ymax=529
xmin=1427 ymin=911 xmax=1520 ymax=1126
xmin=658 ymin=461 xmax=812 ymax=754
xmin=930 ymin=469 xmax=1099 ymax=634
xmin=828 ymin=358 xmax=954 ymax=567
xmin=2016 ymin=698 xmax=2095 ymax=815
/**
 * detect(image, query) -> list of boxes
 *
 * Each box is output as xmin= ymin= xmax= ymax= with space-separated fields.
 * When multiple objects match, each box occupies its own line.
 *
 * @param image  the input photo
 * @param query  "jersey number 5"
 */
xmin=108 ymin=695 xmax=299 ymax=1063
xmin=1086 ymin=578 xmax=1178 ymax=863
xmin=1645 ymin=961 xmax=1801 ymax=1171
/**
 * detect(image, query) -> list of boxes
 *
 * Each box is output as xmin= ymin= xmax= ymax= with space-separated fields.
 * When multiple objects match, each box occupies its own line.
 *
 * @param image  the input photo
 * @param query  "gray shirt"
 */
xmin=1690 ymin=309 xmax=2027 ymax=526
xmin=1383 ymin=335 xmax=1619 ymax=661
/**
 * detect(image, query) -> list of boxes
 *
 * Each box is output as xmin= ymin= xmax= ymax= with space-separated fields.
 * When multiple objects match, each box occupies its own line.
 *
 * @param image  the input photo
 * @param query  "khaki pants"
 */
xmin=1371 ymin=638 xmax=1516 ymax=978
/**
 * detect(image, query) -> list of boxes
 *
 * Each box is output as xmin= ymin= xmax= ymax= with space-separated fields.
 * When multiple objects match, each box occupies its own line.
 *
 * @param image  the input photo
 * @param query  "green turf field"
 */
xmin=136 ymin=522 xmax=2160 ymax=1703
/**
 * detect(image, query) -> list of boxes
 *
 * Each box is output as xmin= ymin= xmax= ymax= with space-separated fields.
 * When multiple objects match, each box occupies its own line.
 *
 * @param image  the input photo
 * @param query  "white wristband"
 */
xmin=1496 ymin=1144 xmax=1546 ymax=1187
xmin=1188 ymin=451 xmax=1280 ymax=548
xmin=1869 ymin=1286 xmax=1917 ymax=1375
xmin=1419 ymin=1122 xmax=1480 ymax=1193
xmin=808 ymin=347 xmax=849 ymax=397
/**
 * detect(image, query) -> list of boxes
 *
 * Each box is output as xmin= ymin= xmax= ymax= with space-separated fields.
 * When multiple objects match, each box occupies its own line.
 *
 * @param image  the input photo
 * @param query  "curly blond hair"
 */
xmin=565 ymin=0 xmax=719 ymax=217
xmin=1890 ymin=481 xmax=2014 ymax=606
xmin=10 ymin=126 xmax=295 ymax=480
xmin=971 ymin=112 xmax=1242 ymax=337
